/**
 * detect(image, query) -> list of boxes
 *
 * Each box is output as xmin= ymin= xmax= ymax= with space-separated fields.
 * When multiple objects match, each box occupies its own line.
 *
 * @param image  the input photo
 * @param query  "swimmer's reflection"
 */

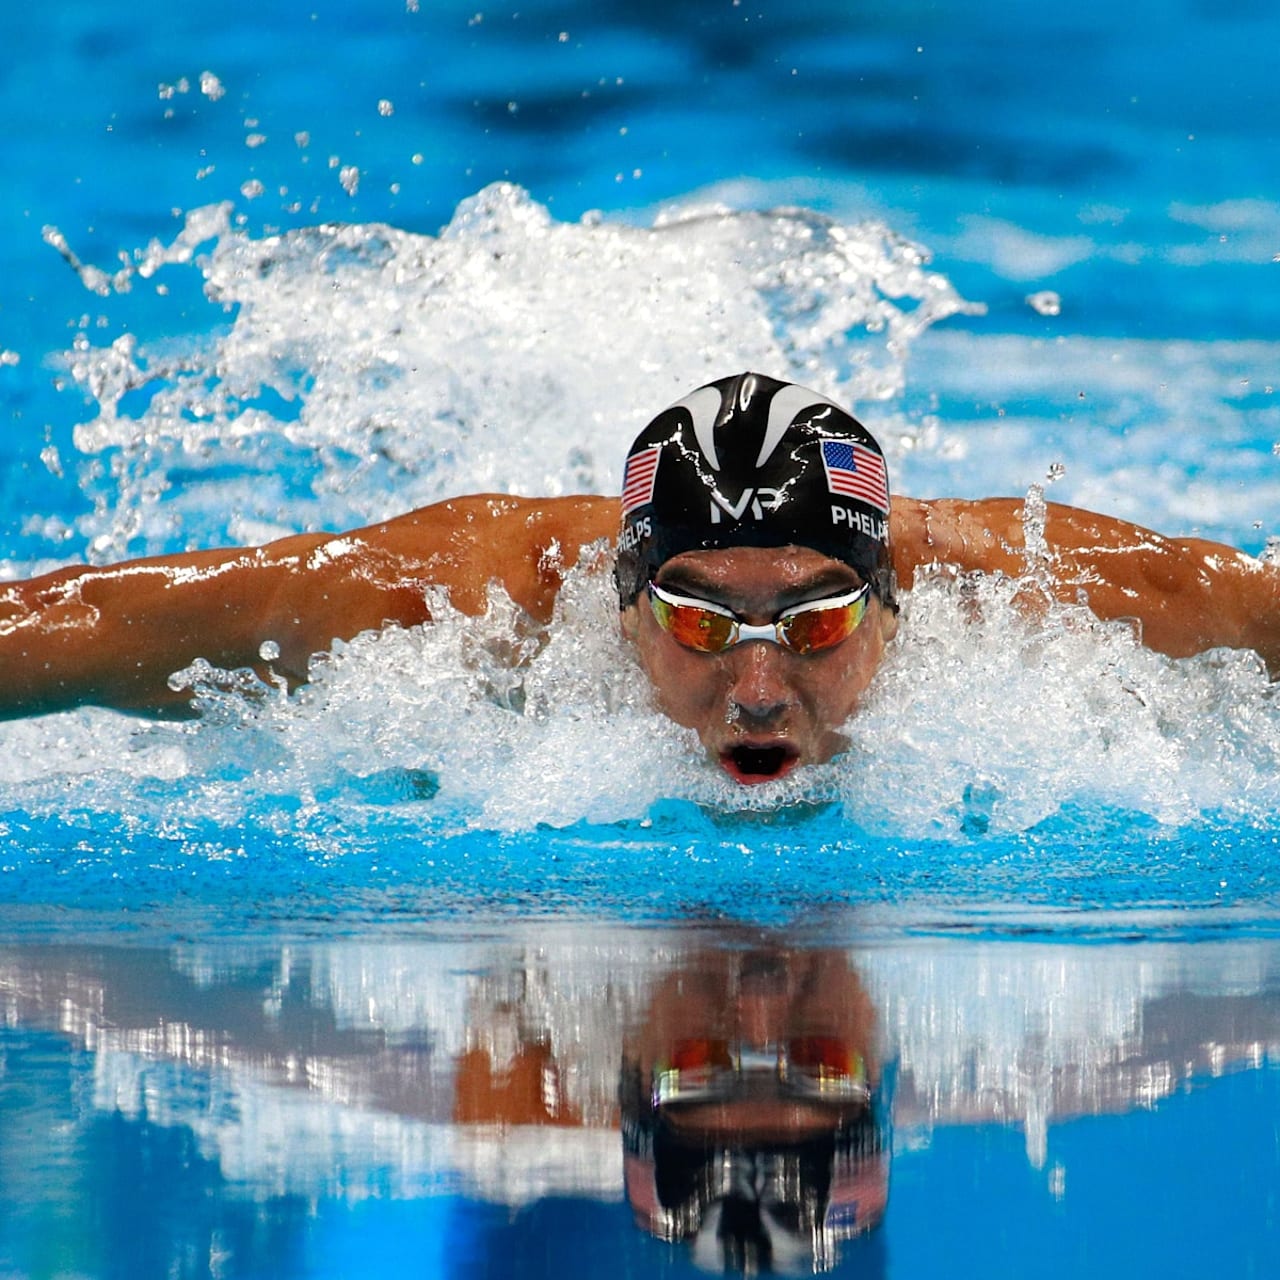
xmin=618 ymin=946 xmax=888 ymax=1274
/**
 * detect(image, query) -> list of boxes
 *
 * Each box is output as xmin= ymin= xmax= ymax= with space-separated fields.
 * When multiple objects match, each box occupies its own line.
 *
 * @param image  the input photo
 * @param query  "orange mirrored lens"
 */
xmin=669 ymin=1038 xmax=734 ymax=1072
xmin=788 ymin=1035 xmax=854 ymax=1075
xmin=779 ymin=596 xmax=867 ymax=654
xmin=649 ymin=593 xmax=736 ymax=652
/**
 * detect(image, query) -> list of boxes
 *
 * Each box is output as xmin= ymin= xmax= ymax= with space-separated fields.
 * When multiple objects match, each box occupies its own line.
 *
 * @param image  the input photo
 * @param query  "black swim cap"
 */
xmin=614 ymin=372 xmax=895 ymax=609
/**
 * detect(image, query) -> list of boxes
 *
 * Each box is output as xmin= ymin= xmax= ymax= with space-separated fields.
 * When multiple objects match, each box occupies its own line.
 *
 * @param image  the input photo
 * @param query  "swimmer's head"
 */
xmin=614 ymin=372 xmax=895 ymax=610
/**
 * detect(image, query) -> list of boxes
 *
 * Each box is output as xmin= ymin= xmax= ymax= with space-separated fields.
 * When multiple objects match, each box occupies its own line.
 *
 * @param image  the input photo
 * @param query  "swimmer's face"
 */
xmin=621 ymin=545 xmax=897 ymax=784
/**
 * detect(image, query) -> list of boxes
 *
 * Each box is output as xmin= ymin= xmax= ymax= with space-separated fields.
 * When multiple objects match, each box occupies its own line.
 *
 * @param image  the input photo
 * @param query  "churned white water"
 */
xmin=4 ymin=183 xmax=1280 ymax=842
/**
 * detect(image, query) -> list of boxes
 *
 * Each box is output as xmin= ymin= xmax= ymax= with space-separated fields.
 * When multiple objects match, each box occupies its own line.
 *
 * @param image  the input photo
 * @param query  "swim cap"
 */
xmin=614 ymin=372 xmax=895 ymax=609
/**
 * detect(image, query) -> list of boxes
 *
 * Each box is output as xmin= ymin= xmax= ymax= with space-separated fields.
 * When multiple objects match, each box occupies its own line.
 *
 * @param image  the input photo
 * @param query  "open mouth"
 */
xmin=720 ymin=742 xmax=800 ymax=785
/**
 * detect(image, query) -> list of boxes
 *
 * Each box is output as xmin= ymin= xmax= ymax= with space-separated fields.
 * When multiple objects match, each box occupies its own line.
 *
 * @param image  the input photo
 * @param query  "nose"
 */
xmin=726 ymin=641 xmax=797 ymax=724
xmin=735 ymin=988 xmax=790 ymax=1048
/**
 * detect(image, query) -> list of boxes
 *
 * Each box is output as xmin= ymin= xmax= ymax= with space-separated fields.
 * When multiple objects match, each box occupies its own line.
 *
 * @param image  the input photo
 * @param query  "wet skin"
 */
xmin=621 ymin=545 xmax=898 ymax=784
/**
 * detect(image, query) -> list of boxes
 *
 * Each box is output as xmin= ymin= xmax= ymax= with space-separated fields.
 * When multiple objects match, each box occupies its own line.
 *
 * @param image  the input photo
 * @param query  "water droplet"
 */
xmin=1025 ymin=290 xmax=1061 ymax=316
xmin=259 ymin=640 xmax=281 ymax=662
xmin=199 ymin=71 xmax=225 ymax=101
xmin=378 ymin=99 xmax=394 ymax=117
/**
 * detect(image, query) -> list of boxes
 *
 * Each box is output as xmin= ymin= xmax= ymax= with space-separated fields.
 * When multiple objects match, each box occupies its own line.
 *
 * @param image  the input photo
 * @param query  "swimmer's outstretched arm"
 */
xmin=892 ymin=497 xmax=1280 ymax=674
xmin=0 ymin=495 xmax=619 ymax=719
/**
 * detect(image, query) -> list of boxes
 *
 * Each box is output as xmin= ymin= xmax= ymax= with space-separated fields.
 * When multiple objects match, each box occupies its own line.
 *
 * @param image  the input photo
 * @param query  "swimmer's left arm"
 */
xmin=891 ymin=496 xmax=1280 ymax=673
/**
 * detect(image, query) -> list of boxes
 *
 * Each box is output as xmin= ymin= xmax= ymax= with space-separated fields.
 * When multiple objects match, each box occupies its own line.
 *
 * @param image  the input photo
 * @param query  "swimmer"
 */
xmin=3 ymin=371 xmax=1279 ymax=784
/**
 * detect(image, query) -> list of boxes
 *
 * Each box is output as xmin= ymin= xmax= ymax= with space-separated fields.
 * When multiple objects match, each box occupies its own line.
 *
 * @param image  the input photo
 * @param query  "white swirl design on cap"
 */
xmin=757 ymin=384 xmax=843 ymax=468
xmin=672 ymin=384 xmax=725 ymax=471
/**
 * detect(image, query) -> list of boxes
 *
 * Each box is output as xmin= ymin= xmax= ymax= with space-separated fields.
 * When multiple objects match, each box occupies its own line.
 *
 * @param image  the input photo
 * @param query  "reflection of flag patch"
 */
xmin=621 ymin=445 xmax=661 ymax=514
xmin=821 ymin=439 xmax=889 ymax=513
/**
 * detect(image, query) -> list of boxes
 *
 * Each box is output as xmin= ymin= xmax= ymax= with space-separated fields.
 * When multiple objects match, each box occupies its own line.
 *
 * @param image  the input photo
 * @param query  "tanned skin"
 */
xmin=1 ymin=493 xmax=1278 ymax=720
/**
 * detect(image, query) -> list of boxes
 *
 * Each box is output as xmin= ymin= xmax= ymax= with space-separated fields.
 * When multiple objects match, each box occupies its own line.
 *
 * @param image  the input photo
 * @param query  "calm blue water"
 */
xmin=2 ymin=0 xmax=1280 ymax=1275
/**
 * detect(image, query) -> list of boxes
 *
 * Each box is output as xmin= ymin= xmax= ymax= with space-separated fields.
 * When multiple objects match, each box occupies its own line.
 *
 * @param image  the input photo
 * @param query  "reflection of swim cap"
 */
xmin=620 ymin=1058 xmax=888 ymax=1275
xmin=614 ymin=372 xmax=895 ymax=609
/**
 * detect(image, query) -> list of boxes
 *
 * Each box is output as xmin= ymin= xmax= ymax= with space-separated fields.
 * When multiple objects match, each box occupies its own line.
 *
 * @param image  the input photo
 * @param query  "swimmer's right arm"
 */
xmin=0 ymin=536 xmax=428 ymax=719
xmin=0 ymin=494 xmax=621 ymax=720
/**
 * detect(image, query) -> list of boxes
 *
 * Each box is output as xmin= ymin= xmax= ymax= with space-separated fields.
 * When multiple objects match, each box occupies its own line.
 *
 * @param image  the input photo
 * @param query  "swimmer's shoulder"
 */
xmin=889 ymin=496 xmax=1027 ymax=587
xmin=346 ymin=493 xmax=622 ymax=623
xmin=366 ymin=492 xmax=620 ymax=554
xmin=888 ymin=493 xmax=1171 ymax=585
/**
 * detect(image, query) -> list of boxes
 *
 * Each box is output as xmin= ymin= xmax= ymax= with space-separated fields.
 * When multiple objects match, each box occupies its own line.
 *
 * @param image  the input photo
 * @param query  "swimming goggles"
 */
xmin=654 ymin=1035 xmax=869 ymax=1106
xmin=647 ymin=580 xmax=872 ymax=656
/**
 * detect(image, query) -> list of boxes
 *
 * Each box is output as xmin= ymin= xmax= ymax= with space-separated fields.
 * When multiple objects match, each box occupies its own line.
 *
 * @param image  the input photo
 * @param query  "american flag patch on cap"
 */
xmin=820 ymin=439 xmax=889 ymax=515
xmin=621 ymin=445 xmax=661 ymax=515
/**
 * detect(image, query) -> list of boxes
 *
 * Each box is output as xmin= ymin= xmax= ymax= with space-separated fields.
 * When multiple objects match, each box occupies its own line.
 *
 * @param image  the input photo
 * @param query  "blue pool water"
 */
xmin=2 ymin=0 xmax=1280 ymax=1275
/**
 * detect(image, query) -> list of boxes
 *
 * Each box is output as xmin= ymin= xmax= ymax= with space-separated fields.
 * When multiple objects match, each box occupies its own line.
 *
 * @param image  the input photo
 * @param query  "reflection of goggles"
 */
xmin=655 ymin=1036 xmax=869 ymax=1106
xmin=647 ymin=580 xmax=872 ymax=656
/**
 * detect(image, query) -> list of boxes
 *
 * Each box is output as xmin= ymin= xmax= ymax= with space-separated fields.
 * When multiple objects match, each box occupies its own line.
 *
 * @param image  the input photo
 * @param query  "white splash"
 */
xmin=45 ymin=183 xmax=978 ymax=564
